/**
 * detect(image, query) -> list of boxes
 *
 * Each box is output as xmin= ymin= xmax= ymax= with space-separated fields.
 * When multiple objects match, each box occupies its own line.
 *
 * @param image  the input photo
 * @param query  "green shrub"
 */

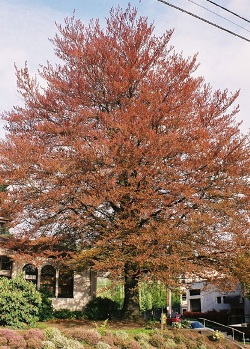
xmin=53 ymin=309 xmax=84 ymax=320
xmin=38 ymin=288 xmax=54 ymax=321
xmin=0 ymin=274 xmax=41 ymax=329
xmin=84 ymin=297 xmax=120 ymax=320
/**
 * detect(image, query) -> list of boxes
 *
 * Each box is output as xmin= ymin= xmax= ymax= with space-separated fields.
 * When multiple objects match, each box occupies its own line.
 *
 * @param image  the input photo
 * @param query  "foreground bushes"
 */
xmin=0 ymin=328 xmax=44 ymax=349
xmin=0 ymin=324 xmax=238 ymax=349
xmin=0 ymin=275 xmax=41 ymax=328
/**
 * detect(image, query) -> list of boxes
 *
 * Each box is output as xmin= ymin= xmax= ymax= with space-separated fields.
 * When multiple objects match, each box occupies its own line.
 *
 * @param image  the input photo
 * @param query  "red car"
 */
xmin=166 ymin=314 xmax=181 ymax=324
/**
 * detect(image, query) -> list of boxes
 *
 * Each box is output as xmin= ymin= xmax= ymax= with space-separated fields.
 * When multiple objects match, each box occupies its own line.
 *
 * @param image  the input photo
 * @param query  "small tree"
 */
xmin=0 ymin=274 xmax=41 ymax=328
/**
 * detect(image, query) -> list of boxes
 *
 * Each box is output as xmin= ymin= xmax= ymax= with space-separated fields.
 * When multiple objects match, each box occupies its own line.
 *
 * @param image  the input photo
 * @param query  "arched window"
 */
xmin=58 ymin=266 xmax=74 ymax=298
xmin=0 ymin=255 xmax=12 ymax=271
xmin=40 ymin=265 xmax=56 ymax=297
xmin=22 ymin=264 xmax=38 ymax=285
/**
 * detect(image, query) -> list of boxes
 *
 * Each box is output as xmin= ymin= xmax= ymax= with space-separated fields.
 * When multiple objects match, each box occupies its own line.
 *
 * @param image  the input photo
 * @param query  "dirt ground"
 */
xmin=46 ymin=318 xmax=150 ymax=330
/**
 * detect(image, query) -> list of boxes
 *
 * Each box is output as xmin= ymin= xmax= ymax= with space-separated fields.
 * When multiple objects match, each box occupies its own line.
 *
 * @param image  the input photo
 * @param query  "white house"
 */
xmin=180 ymin=279 xmax=250 ymax=324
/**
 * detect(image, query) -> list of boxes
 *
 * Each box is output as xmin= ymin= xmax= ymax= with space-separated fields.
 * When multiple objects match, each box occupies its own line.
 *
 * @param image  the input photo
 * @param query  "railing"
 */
xmin=199 ymin=317 xmax=246 ymax=345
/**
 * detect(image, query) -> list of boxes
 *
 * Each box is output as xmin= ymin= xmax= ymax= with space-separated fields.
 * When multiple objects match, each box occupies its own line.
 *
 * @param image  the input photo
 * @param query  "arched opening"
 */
xmin=58 ymin=266 xmax=74 ymax=298
xmin=40 ymin=265 xmax=56 ymax=297
xmin=0 ymin=256 xmax=12 ymax=270
xmin=22 ymin=264 xmax=38 ymax=286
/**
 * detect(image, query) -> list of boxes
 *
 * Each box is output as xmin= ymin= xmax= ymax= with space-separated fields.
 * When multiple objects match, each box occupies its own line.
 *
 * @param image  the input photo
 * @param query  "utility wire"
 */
xmin=156 ymin=0 xmax=250 ymax=43
xmin=187 ymin=0 xmax=250 ymax=33
xmin=204 ymin=0 xmax=250 ymax=24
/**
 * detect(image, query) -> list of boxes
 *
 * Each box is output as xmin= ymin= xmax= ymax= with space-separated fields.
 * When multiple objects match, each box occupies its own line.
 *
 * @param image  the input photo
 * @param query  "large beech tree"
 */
xmin=0 ymin=6 xmax=249 ymax=318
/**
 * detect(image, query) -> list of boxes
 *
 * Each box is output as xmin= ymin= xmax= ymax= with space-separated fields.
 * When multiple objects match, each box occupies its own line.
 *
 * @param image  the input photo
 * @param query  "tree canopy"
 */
xmin=0 ymin=5 xmax=249 ymax=318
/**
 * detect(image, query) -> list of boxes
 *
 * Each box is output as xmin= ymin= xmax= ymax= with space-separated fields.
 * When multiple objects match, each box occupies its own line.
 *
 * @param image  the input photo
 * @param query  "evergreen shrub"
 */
xmin=0 ymin=274 xmax=41 ymax=328
xmin=84 ymin=297 xmax=120 ymax=320
xmin=53 ymin=309 xmax=84 ymax=320
xmin=38 ymin=288 xmax=54 ymax=321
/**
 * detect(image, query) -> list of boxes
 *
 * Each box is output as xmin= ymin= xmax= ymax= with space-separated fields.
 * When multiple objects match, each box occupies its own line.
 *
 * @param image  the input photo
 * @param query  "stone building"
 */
xmin=0 ymin=216 xmax=96 ymax=311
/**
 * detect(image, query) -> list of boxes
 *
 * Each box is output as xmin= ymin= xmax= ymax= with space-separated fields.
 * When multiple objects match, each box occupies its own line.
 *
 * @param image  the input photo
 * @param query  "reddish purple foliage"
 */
xmin=24 ymin=329 xmax=45 ymax=341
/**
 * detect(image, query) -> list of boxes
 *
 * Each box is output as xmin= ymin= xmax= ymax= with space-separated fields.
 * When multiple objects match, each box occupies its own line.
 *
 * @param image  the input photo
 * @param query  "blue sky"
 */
xmin=1 ymin=0 xmax=250 ymax=136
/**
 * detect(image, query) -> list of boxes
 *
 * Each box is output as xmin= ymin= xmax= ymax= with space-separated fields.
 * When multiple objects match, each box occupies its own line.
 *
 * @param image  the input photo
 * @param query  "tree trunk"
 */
xmin=121 ymin=264 xmax=141 ymax=320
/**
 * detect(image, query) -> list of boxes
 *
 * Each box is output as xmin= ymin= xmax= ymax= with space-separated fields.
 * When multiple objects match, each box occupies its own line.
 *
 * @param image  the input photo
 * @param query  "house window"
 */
xmin=190 ymin=298 xmax=201 ymax=312
xmin=217 ymin=296 xmax=222 ymax=304
xmin=0 ymin=256 xmax=12 ymax=270
xmin=40 ymin=265 xmax=56 ymax=297
xmin=58 ymin=266 xmax=74 ymax=298
xmin=182 ymin=293 xmax=187 ymax=301
xmin=189 ymin=289 xmax=200 ymax=296
xmin=23 ymin=264 xmax=38 ymax=286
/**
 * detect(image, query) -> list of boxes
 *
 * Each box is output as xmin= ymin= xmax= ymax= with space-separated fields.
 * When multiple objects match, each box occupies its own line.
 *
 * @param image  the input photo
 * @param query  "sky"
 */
xmin=1 ymin=0 xmax=250 ymax=137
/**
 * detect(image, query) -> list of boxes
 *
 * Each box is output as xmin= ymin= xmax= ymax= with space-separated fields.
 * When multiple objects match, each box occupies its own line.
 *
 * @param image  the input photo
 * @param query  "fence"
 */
xmin=199 ymin=317 xmax=246 ymax=345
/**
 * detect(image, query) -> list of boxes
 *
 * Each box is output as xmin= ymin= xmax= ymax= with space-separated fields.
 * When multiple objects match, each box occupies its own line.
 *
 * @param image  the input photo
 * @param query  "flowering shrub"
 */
xmin=0 ymin=329 xmax=26 ymax=349
xmin=63 ymin=329 xmax=83 ymax=341
xmin=0 ymin=335 xmax=8 ymax=346
xmin=165 ymin=338 xmax=176 ymax=348
xmin=66 ymin=339 xmax=84 ymax=349
xmin=114 ymin=330 xmax=129 ymax=341
xmin=76 ymin=329 xmax=101 ymax=346
xmin=41 ymin=340 xmax=56 ymax=349
xmin=149 ymin=332 xmax=165 ymax=347
xmin=211 ymin=330 xmax=225 ymax=342
xmin=113 ymin=330 xmax=130 ymax=347
xmin=125 ymin=339 xmax=141 ymax=349
xmin=26 ymin=337 xmax=43 ymax=349
xmin=96 ymin=341 xmax=111 ymax=349
xmin=134 ymin=332 xmax=149 ymax=342
xmin=172 ymin=322 xmax=182 ymax=329
xmin=24 ymin=329 xmax=45 ymax=341
xmin=44 ymin=328 xmax=62 ymax=341
xmin=180 ymin=319 xmax=191 ymax=328
xmin=101 ymin=334 xmax=115 ymax=347
xmin=44 ymin=327 xmax=84 ymax=349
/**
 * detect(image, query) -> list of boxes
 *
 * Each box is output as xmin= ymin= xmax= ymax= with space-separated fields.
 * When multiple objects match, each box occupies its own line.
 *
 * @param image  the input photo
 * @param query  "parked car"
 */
xmin=190 ymin=321 xmax=214 ymax=331
xmin=166 ymin=313 xmax=181 ymax=324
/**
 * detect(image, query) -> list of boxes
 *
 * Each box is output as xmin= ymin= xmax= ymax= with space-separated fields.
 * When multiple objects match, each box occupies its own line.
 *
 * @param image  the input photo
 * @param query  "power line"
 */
xmin=187 ymin=0 xmax=250 ymax=34
xmin=204 ymin=0 xmax=250 ymax=24
xmin=156 ymin=0 xmax=250 ymax=43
